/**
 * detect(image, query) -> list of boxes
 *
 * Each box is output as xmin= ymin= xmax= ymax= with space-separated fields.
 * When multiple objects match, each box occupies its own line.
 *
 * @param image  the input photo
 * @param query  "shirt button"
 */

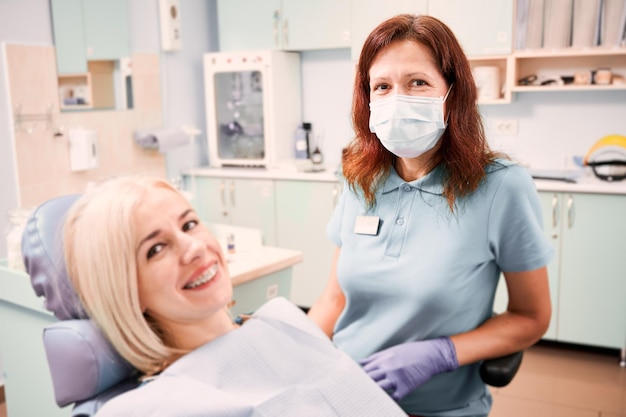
xmin=396 ymin=218 xmax=404 ymax=225
xmin=403 ymin=185 xmax=412 ymax=192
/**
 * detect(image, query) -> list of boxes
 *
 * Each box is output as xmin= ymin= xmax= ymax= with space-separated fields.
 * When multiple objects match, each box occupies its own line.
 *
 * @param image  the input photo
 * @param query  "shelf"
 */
xmin=468 ymin=55 xmax=514 ymax=104
xmin=58 ymin=72 xmax=93 ymax=110
xmin=469 ymin=47 xmax=626 ymax=101
xmin=512 ymin=84 xmax=626 ymax=93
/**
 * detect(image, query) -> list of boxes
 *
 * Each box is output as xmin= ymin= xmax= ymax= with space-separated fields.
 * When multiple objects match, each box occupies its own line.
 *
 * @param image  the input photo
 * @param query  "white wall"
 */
xmin=482 ymin=91 xmax=626 ymax=170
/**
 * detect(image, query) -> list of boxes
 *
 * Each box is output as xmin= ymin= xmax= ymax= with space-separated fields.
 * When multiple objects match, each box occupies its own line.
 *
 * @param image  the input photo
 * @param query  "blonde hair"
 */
xmin=64 ymin=175 xmax=186 ymax=375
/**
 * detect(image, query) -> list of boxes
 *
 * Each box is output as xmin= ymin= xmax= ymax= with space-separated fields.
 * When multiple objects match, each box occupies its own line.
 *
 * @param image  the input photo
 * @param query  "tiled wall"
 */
xmin=5 ymin=44 xmax=166 ymax=209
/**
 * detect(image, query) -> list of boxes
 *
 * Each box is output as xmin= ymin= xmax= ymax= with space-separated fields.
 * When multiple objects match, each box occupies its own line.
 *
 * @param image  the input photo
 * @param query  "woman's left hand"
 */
xmin=359 ymin=337 xmax=459 ymax=401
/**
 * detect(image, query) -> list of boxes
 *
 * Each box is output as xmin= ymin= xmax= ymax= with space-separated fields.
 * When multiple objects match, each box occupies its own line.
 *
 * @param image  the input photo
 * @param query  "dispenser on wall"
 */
xmin=68 ymin=128 xmax=99 ymax=172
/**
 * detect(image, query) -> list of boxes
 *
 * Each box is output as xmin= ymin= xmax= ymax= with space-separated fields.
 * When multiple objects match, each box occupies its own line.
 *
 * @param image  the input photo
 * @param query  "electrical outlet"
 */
xmin=493 ymin=119 xmax=519 ymax=136
xmin=266 ymin=283 xmax=279 ymax=300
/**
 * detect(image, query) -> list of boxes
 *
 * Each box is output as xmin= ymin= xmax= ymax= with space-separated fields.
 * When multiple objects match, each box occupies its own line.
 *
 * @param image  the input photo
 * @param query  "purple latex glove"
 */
xmin=359 ymin=337 xmax=459 ymax=401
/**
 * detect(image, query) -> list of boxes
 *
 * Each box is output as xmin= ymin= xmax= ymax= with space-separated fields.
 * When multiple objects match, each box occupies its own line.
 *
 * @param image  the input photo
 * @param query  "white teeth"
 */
xmin=184 ymin=264 xmax=218 ymax=289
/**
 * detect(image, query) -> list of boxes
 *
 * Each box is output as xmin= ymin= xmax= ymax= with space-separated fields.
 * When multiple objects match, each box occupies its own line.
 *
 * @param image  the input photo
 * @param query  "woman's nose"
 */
xmin=180 ymin=233 xmax=206 ymax=264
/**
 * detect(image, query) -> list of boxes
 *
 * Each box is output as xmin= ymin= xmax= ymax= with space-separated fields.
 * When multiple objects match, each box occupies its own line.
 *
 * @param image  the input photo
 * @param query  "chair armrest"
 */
xmin=479 ymin=350 xmax=524 ymax=387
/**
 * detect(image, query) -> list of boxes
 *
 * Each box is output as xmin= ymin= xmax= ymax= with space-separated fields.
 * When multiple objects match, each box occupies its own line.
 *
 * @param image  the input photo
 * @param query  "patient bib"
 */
xmin=95 ymin=297 xmax=406 ymax=417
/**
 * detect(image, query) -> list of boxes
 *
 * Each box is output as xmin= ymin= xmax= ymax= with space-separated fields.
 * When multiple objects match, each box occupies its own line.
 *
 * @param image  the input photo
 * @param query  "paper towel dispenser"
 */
xmin=68 ymin=128 xmax=99 ymax=172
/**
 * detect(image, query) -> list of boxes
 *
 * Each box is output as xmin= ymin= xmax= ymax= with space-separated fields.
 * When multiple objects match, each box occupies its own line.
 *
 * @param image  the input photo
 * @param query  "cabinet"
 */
xmin=185 ymin=175 xmax=277 ymax=246
xmin=350 ymin=0 xmax=429 ymax=61
xmin=51 ymin=0 xmax=130 ymax=74
xmin=495 ymin=192 xmax=626 ymax=352
xmin=428 ymin=0 xmax=514 ymax=56
xmin=216 ymin=0 xmax=351 ymax=51
xmin=275 ymin=180 xmax=342 ymax=307
xmin=550 ymin=192 xmax=626 ymax=350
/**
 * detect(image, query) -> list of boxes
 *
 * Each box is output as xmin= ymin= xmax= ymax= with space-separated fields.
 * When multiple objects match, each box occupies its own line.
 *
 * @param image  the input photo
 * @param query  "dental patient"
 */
xmin=63 ymin=175 xmax=405 ymax=417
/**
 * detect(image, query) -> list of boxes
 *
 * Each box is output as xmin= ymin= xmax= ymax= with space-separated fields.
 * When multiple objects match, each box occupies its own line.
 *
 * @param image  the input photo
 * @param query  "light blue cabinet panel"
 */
xmin=350 ymin=0 xmax=429 ymax=61
xmin=216 ymin=0 xmax=350 ymax=51
xmin=275 ymin=180 xmax=341 ymax=306
xmin=281 ymin=0 xmax=351 ymax=51
xmin=428 ymin=0 xmax=513 ymax=56
xmin=217 ymin=0 xmax=281 ymax=51
xmin=231 ymin=269 xmax=292 ymax=316
xmin=51 ymin=0 xmax=87 ymax=74
xmin=51 ymin=0 xmax=130 ymax=74
xmin=82 ymin=0 xmax=130 ymax=60
xmin=556 ymin=193 xmax=626 ymax=350
xmin=184 ymin=175 xmax=277 ymax=246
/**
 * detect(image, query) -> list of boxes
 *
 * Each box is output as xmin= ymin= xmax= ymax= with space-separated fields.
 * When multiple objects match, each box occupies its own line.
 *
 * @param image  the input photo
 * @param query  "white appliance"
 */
xmin=203 ymin=50 xmax=302 ymax=167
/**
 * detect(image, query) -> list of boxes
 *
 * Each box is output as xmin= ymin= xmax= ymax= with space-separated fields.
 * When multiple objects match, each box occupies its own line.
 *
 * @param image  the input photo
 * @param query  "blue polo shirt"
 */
xmin=328 ymin=160 xmax=553 ymax=416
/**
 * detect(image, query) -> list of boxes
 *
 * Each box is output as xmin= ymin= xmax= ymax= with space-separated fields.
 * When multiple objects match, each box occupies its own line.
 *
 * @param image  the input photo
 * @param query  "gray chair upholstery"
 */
xmin=21 ymin=195 xmax=138 ymax=416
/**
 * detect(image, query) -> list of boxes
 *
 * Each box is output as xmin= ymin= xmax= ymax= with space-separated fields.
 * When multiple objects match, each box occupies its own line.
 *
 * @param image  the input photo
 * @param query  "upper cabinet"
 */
xmin=51 ymin=0 xmax=130 ymax=74
xmin=350 ymin=0 xmax=429 ymax=61
xmin=51 ymin=0 xmax=132 ymax=111
xmin=428 ymin=0 xmax=514 ymax=56
xmin=217 ymin=0 xmax=351 ymax=51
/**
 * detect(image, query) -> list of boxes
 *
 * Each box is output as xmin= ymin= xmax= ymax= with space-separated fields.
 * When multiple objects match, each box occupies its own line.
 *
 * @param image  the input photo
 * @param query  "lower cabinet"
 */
xmin=230 ymin=269 xmax=292 ymax=317
xmin=495 ymin=191 xmax=626 ymax=352
xmin=184 ymin=175 xmax=277 ymax=246
xmin=275 ymin=180 xmax=342 ymax=307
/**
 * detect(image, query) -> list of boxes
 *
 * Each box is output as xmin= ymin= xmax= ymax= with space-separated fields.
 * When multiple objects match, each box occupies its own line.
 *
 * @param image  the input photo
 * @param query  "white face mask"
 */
xmin=369 ymin=86 xmax=452 ymax=158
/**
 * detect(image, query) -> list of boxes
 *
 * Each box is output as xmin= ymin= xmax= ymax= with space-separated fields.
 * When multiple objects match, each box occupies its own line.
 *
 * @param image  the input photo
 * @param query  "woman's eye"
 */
xmin=411 ymin=79 xmax=427 ymax=87
xmin=182 ymin=220 xmax=198 ymax=232
xmin=147 ymin=243 xmax=164 ymax=260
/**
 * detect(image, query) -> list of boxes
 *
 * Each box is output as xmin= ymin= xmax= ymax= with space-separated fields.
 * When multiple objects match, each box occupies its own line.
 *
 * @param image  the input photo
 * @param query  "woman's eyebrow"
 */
xmin=137 ymin=229 xmax=160 ymax=254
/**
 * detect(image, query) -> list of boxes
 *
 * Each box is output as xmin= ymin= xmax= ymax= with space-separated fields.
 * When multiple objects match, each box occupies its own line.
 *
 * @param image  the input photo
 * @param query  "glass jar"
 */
xmin=5 ymin=208 xmax=31 ymax=271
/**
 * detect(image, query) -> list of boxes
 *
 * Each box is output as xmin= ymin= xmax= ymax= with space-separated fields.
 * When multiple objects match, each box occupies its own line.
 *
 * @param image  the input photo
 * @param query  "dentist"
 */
xmin=309 ymin=14 xmax=553 ymax=417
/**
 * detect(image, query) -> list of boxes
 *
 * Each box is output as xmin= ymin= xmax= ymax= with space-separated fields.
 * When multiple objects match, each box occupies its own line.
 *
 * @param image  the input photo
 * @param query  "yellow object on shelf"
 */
xmin=583 ymin=134 xmax=626 ymax=165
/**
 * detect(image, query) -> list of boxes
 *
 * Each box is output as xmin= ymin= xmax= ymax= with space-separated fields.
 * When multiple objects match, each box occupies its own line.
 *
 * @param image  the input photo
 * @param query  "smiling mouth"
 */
xmin=184 ymin=264 xmax=218 ymax=289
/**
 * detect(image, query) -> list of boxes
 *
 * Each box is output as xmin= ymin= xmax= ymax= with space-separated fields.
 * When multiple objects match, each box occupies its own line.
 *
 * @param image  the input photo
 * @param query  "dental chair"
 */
xmin=22 ymin=194 xmax=139 ymax=417
xmin=22 ymin=194 xmax=522 ymax=416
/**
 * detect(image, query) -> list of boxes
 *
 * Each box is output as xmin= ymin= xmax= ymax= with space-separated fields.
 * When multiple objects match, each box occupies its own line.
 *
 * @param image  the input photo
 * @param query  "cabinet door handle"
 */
xmin=229 ymin=181 xmax=236 ymax=208
xmin=220 ymin=180 xmax=226 ymax=207
xmin=551 ymin=193 xmax=559 ymax=229
xmin=273 ymin=10 xmax=280 ymax=47
xmin=567 ymin=194 xmax=574 ymax=229
xmin=283 ymin=18 xmax=289 ymax=48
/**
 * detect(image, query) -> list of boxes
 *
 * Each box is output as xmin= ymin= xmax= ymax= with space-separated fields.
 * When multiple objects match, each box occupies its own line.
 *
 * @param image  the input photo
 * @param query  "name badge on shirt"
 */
xmin=354 ymin=215 xmax=380 ymax=236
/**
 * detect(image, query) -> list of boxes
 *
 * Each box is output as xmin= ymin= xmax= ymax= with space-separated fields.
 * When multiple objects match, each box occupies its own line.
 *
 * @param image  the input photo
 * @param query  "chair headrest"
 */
xmin=21 ymin=194 xmax=136 ymax=408
xmin=21 ymin=194 xmax=86 ymax=320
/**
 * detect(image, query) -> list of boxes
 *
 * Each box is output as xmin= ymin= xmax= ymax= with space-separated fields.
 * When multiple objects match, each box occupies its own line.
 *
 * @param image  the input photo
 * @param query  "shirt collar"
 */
xmin=381 ymin=164 xmax=445 ymax=196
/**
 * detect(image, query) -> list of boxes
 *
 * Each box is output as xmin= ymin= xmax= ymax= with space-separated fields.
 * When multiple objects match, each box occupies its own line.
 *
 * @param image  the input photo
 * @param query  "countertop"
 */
xmin=184 ymin=161 xmax=341 ymax=183
xmin=228 ymin=246 xmax=303 ymax=287
xmin=185 ymin=163 xmax=626 ymax=195
xmin=532 ymin=172 xmax=626 ymax=195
